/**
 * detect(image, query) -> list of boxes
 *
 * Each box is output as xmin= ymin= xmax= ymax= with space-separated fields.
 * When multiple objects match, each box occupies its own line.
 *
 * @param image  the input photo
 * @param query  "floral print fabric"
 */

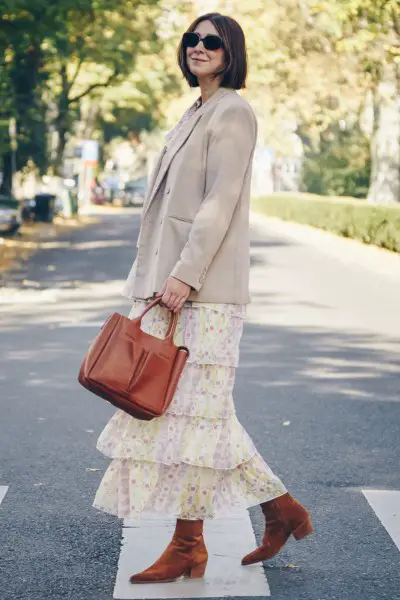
xmin=93 ymin=452 xmax=285 ymax=521
xmin=95 ymin=411 xmax=257 ymax=470
xmin=92 ymin=300 xmax=287 ymax=520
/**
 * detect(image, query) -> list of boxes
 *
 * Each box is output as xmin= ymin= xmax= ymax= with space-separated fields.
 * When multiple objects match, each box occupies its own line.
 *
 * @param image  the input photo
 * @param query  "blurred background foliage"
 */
xmin=302 ymin=123 xmax=371 ymax=198
xmin=0 ymin=0 xmax=399 ymax=202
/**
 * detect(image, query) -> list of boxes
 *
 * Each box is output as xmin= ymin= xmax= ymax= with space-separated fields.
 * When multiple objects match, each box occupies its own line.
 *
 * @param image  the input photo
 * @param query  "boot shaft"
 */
xmin=173 ymin=519 xmax=204 ymax=547
xmin=261 ymin=493 xmax=310 ymax=531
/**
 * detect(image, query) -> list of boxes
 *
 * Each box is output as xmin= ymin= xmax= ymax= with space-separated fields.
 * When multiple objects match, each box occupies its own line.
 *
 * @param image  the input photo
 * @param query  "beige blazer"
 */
xmin=123 ymin=86 xmax=258 ymax=304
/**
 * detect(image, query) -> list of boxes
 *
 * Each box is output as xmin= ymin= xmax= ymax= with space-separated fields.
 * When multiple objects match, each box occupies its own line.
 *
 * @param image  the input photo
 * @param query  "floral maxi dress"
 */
xmin=92 ymin=98 xmax=287 ymax=521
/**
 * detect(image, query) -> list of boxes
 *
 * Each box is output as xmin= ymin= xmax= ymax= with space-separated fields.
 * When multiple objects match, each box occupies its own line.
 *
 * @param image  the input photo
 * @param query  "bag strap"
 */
xmin=138 ymin=297 xmax=179 ymax=341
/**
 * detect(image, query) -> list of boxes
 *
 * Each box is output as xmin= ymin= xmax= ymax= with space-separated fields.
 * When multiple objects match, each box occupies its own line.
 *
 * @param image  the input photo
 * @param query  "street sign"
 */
xmin=82 ymin=140 xmax=99 ymax=164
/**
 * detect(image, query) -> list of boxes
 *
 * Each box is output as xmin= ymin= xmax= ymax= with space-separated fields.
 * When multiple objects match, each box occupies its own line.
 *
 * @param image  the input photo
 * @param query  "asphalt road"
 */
xmin=1 ymin=208 xmax=399 ymax=600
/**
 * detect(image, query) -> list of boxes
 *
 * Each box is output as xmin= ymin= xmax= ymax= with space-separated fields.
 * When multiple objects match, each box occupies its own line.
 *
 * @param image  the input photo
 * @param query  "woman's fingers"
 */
xmin=159 ymin=277 xmax=191 ymax=311
xmin=174 ymin=297 xmax=186 ymax=313
xmin=171 ymin=296 xmax=183 ymax=312
xmin=164 ymin=294 xmax=185 ymax=312
xmin=170 ymin=292 xmax=180 ymax=309
xmin=162 ymin=293 xmax=181 ymax=311
xmin=161 ymin=291 xmax=173 ymax=308
xmin=174 ymin=291 xmax=190 ymax=312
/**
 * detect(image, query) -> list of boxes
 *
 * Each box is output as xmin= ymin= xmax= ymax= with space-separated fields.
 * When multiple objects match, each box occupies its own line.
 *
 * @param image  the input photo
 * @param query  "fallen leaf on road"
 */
xmin=283 ymin=562 xmax=298 ymax=569
xmin=47 ymin=265 xmax=56 ymax=271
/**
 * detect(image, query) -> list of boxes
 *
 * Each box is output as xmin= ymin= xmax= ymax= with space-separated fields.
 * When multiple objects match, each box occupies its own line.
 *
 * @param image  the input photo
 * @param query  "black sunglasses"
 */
xmin=182 ymin=32 xmax=224 ymax=51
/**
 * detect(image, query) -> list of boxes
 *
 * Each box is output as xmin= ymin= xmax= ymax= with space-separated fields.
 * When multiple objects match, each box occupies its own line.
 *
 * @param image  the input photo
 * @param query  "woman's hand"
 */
xmin=156 ymin=277 xmax=191 ymax=313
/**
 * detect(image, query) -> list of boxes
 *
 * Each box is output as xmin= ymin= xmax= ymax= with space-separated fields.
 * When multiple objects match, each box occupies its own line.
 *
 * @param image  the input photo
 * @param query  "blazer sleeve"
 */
xmin=169 ymin=102 xmax=257 ymax=291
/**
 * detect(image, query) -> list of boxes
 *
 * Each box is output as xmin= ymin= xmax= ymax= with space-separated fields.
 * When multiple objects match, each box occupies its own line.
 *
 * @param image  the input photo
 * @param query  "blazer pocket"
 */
xmin=169 ymin=215 xmax=194 ymax=224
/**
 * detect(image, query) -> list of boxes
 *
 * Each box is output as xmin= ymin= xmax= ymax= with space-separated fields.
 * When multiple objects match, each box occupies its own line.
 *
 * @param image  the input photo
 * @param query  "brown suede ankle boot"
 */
xmin=241 ymin=493 xmax=313 ymax=566
xmin=129 ymin=519 xmax=208 ymax=584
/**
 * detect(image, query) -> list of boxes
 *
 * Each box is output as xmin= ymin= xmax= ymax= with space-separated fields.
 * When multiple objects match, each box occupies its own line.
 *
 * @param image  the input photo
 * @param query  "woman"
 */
xmin=92 ymin=12 xmax=313 ymax=584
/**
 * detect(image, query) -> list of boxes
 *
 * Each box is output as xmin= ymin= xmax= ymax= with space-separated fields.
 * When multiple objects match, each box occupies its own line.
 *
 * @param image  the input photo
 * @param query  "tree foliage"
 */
xmin=0 ymin=0 xmax=172 ymax=190
xmin=302 ymin=123 xmax=371 ymax=198
xmin=0 ymin=0 xmax=398 ymax=201
xmin=215 ymin=0 xmax=399 ymax=201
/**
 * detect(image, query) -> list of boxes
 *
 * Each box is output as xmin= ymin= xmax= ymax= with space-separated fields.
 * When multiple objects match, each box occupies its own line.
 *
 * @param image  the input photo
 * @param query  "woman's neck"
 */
xmin=199 ymin=79 xmax=222 ymax=104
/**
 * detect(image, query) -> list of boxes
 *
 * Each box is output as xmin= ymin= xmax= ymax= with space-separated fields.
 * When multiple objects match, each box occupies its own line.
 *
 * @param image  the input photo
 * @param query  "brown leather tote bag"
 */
xmin=78 ymin=297 xmax=189 ymax=420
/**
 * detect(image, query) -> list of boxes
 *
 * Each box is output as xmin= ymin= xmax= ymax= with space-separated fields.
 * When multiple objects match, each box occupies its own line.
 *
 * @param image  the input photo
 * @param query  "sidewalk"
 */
xmin=249 ymin=211 xmax=400 ymax=281
xmin=0 ymin=214 xmax=99 ymax=285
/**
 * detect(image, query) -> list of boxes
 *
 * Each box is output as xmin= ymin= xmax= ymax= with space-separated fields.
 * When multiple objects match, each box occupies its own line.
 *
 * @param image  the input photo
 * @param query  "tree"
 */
xmin=90 ymin=0 xmax=193 ymax=174
xmin=0 ymin=0 xmax=166 ymax=190
xmin=302 ymin=122 xmax=371 ymax=197
xmin=0 ymin=2 xmax=50 ymax=193
xmin=203 ymin=1 xmax=365 ymax=154
xmin=331 ymin=0 xmax=400 ymax=204
xmin=212 ymin=0 xmax=399 ymax=202
xmin=39 ymin=0 xmax=163 ymax=172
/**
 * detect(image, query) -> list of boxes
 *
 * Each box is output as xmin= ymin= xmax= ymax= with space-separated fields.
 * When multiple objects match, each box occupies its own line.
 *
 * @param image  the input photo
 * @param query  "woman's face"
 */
xmin=186 ymin=20 xmax=225 ymax=83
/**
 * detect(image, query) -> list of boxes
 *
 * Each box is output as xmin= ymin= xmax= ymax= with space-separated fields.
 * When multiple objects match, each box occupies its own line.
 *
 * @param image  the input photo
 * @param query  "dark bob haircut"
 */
xmin=177 ymin=13 xmax=248 ymax=90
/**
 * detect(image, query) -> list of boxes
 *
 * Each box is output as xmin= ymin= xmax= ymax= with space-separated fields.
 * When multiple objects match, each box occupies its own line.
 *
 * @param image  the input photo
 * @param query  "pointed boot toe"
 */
xmin=129 ymin=566 xmax=167 ymax=584
xmin=129 ymin=571 xmax=176 ymax=584
xmin=241 ymin=547 xmax=267 ymax=566
xmin=241 ymin=493 xmax=313 ymax=566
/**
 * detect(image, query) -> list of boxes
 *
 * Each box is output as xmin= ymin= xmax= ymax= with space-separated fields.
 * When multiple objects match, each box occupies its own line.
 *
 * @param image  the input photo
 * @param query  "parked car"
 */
xmin=0 ymin=195 xmax=21 ymax=235
xmin=121 ymin=177 xmax=148 ymax=207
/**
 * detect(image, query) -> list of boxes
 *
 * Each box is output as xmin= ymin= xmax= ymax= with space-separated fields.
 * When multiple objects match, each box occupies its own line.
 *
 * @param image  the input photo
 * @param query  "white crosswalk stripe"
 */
xmin=111 ymin=491 xmax=400 ymax=599
xmin=362 ymin=490 xmax=400 ymax=551
xmin=113 ymin=513 xmax=270 ymax=599
xmin=0 ymin=486 xmax=9 ymax=507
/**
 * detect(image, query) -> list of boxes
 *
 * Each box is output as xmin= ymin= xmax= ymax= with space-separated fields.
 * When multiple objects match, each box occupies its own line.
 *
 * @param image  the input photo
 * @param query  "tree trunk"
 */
xmin=53 ymin=64 xmax=70 ymax=175
xmin=11 ymin=44 xmax=48 ymax=174
xmin=54 ymin=123 xmax=68 ymax=175
xmin=0 ymin=152 xmax=12 ymax=195
xmin=368 ymin=62 xmax=400 ymax=204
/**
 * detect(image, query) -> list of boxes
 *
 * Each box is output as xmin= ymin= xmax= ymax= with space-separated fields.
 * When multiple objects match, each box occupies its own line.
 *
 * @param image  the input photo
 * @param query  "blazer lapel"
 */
xmin=143 ymin=149 xmax=165 ymax=206
xmin=144 ymin=113 xmax=202 ymax=214
xmin=143 ymin=87 xmax=234 ymax=218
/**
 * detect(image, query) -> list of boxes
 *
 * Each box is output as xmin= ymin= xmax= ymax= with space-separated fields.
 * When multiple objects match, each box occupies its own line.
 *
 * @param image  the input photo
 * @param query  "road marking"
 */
xmin=113 ymin=512 xmax=270 ymax=599
xmin=0 ymin=486 xmax=9 ymax=506
xmin=362 ymin=490 xmax=400 ymax=550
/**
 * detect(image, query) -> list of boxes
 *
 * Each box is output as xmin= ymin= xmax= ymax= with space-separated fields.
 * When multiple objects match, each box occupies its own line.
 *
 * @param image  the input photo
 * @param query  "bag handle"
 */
xmin=137 ymin=296 xmax=179 ymax=341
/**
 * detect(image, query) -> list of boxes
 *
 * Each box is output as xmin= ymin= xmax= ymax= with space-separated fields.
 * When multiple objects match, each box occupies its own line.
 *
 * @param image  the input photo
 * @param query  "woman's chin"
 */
xmin=189 ymin=62 xmax=208 ymax=74
xmin=192 ymin=68 xmax=212 ymax=80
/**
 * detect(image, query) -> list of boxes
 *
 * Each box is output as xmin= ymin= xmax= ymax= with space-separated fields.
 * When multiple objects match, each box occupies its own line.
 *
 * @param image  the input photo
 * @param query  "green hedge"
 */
xmin=252 ymin=193 xmax=400 ymax=253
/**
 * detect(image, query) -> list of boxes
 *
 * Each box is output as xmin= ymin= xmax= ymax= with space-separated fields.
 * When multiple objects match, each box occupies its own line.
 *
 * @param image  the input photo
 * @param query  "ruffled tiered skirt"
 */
xmin=92 ymin=299 xmax=287 ymax=520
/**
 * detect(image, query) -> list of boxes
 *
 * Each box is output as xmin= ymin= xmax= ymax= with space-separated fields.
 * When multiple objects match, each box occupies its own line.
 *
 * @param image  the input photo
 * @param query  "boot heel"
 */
xmin=292 ymin=518 xmax=313 ymax=540
xmin=187 ymin=561 xmax=207 ymax=579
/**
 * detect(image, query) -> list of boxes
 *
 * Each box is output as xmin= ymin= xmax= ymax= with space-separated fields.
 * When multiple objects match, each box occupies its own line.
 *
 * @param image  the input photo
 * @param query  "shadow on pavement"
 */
xmin=2 ymin=212 xmax=140 ymax=290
